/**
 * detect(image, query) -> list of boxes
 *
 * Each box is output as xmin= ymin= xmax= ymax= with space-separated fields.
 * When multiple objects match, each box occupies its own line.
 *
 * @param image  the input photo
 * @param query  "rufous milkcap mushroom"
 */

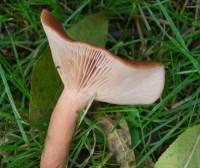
xmin=40 ymin=9 xmax=165 ymax=168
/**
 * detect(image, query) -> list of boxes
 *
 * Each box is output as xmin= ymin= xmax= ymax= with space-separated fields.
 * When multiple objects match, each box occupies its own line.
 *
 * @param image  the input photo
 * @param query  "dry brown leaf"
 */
xmin=98 ymin=116 xmax=136 ymax=168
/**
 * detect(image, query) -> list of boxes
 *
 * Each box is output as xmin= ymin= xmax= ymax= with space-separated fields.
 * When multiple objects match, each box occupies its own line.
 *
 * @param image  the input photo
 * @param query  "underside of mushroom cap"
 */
xmin=41 ymin=9 xmax=165 ymax=105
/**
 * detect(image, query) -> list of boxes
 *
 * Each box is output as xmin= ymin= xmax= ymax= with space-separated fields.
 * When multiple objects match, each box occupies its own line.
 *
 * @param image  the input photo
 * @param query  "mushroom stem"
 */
xmin=40 ymin=88 xmax=88 ymax=168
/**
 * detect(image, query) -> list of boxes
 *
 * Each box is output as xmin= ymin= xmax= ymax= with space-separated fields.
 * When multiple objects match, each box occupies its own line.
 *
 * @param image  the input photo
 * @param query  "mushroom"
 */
xmin=40 ymin=9 xmax=165 ymax=168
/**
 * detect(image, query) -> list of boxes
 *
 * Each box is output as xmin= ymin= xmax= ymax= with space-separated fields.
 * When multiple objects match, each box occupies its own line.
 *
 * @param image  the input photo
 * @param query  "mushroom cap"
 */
xmin=41 ymin=9 xmax=165 ymax=105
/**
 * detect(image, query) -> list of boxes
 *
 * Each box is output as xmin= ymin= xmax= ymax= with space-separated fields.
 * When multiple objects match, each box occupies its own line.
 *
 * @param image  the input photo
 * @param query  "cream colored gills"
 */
xmin=40 ymin=9 xmax=165 ymax=168
xmin=42 ymin=10 xmax=165 ymax=104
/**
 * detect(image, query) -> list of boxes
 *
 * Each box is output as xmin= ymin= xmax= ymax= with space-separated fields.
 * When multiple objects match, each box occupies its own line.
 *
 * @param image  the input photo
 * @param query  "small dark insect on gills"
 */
xmin=56 ymin=65 xmax=60 ymax=69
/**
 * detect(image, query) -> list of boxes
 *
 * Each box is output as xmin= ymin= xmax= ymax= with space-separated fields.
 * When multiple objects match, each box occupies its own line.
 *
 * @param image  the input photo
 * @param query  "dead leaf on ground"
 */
xmin=98 ymin=116 xmax=136 ymax=168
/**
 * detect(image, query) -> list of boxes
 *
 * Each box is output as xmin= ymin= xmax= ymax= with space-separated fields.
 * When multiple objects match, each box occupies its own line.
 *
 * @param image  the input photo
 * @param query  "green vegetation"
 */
xmin=1 ymin=1 xmax=200 ymax=167
xmin=155 ymin=125 xmax=200 ymax=168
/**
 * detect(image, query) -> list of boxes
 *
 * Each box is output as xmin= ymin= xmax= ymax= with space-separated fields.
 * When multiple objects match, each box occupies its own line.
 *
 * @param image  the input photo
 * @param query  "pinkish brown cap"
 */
xmin=41 ymin=9 xmax=165 ymax=105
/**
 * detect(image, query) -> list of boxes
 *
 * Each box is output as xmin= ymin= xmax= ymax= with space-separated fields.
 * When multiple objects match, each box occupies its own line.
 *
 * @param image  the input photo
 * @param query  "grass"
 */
xmin=1 ymin=0 xmax=200 ymax=167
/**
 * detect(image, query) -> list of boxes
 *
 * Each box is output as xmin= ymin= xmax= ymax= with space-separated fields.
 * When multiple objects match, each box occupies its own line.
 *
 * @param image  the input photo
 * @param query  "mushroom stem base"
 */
xmin=40 ymin=88 xmax=88 ymax=168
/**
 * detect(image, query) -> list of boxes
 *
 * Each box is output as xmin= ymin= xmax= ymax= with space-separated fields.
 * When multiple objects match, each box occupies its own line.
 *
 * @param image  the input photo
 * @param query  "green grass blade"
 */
xmin=0 ymin=64 xmax=29 ymax=145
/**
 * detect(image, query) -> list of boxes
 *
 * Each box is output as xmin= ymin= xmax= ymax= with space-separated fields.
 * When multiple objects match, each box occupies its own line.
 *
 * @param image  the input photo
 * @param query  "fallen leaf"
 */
xmin=98 ymin=116 xmax=136 ymax=167
xmin=155 ymin=124 xmax=200 ymax=168
xmin=67 ymin=13 xmax=108 ymax=48
xmin=29 ymin=47 xmax=63 ymax=121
